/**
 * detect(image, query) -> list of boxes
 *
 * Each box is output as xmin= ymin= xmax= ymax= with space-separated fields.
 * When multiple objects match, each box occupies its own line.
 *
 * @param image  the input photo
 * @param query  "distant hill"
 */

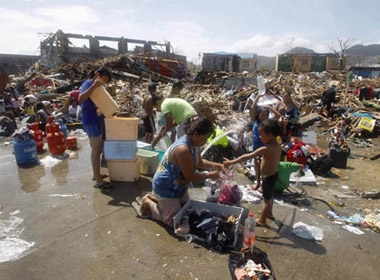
xmin=285 ymin=47 xmax=316 ymax=54
xmin=347 ymin=44 xmax=380 ymax=56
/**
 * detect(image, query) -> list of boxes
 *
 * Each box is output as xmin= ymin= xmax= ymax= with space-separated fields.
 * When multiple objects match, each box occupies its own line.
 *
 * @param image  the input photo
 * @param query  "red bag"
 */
xmin=286 ymin=139 xmax=309 ymax=165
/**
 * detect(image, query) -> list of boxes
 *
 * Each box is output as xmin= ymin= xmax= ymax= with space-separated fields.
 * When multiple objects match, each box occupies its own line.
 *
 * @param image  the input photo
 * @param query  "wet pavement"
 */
xmin=0 ymin=128 xmax=380 ymax=280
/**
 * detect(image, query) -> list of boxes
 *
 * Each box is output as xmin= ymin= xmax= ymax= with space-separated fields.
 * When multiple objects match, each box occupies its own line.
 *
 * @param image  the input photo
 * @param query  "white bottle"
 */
xmin=243 ymin=213 xmax=256 ymax=246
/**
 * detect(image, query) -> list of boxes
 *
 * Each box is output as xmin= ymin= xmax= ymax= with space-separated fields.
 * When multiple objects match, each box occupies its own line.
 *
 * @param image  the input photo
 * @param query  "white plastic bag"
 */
xmin=292 ymin=222 xmax=324 ymax=241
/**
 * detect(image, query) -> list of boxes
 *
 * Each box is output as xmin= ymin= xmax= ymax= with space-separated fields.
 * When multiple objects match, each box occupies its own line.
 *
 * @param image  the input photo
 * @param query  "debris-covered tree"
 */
xmin=329 ymin=37 xmax=354 ymax=72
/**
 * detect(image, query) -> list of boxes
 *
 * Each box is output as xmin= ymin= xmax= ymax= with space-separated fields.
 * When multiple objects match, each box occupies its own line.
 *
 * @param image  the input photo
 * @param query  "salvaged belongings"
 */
xmin=229 ymin=246 xmax=276 ymax=280
xmin=175 ymin=207 xmax=238 ymax=252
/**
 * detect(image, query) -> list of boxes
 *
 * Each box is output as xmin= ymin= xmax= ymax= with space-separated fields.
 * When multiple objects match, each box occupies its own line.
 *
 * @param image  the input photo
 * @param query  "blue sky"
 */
xmin=1 ymin=0 xmax=379 ymax=63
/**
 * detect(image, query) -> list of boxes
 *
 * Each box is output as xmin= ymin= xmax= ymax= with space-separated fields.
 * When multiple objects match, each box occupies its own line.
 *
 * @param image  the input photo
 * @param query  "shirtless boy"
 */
xmin=224 ymin=118 xmax=282 ymax=227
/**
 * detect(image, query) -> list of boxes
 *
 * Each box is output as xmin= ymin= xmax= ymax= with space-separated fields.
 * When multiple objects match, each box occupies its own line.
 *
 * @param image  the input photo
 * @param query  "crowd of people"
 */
xmin=129 ymin=79 xmax=311 ymax=230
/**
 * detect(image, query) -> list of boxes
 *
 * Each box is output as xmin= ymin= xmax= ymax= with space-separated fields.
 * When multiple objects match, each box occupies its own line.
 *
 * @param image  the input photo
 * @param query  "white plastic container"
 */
xmin=107 ymin=157 xmax=140 ymax=182
xmin=90 ymin=86 xmax=119 ymax=118
xmin=173 ymin=200 xmax=244 ymax=249
xmin=104 ymin=140 xmax=137 ymax=160
xmin=136 ymin=149 xmax=159 ymax=176
xmin=105 ymin=117 xmax=139 ymax=141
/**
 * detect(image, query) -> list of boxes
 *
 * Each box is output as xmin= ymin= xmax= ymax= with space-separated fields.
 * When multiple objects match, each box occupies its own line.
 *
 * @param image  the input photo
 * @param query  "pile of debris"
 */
xmin=3 ymin=54 xmax=380 ymax=136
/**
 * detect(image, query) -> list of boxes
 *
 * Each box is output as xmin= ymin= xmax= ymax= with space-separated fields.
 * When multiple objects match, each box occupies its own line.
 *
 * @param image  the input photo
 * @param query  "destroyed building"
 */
xmin=35 ymin=30 xmax=188 ymax=79
xmin=275 ymin=53 xmax=341 ymax=72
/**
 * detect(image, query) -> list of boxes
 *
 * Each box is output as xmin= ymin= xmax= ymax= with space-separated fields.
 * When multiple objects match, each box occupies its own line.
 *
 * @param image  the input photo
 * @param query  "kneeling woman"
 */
xmin=133 ymin=117 xmax=225 ymax=227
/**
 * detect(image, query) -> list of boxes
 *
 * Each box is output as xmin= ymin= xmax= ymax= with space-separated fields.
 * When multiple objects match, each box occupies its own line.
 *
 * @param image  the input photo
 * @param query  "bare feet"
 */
xmin=132 ymin=201 xmax=151 ymax=219
xmin=251 ymin=184 xmax=261 ymax=191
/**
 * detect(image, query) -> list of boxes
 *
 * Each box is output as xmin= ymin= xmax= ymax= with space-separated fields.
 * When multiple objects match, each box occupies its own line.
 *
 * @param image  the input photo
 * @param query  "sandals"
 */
xmin=255 ymin=219 xmax=270 ymax=228
xmin=132 ymin=201 xmax=151 ymax=219
xmin=92 ymin=174 xmax=109 ymax=181
xmin=93 ymin=181 xmax=113 ymax=189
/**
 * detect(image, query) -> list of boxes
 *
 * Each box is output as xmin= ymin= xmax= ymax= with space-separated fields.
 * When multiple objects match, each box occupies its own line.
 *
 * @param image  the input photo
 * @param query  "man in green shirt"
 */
xmin=151 ymin=95 xmax=197 ymax=149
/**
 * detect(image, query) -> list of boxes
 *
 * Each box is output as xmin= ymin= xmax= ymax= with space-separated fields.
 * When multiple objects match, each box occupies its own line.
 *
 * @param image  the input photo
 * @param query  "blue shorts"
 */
xmin=83 ymin=122 xmax=103 ymax=138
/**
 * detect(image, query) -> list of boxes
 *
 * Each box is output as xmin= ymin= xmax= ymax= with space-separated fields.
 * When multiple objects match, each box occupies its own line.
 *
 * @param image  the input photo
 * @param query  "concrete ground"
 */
xmin=0 ymin=129 xmax=379 ymax=280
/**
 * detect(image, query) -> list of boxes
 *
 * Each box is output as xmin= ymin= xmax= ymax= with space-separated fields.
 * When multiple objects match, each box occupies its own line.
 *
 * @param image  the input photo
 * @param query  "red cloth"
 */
xmin=69 ymin=90 xmax=80 ymax=102
xmin=368 ymin=86 xmax=374 ymax=99
xmin=286 ymin=139 xmax=308 ymax=165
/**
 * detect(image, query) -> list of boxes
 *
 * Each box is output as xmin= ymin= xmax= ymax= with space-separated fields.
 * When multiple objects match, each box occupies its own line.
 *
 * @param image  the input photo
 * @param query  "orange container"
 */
xmin=47 ymin=123 xmax=66 ymax=155
xmin=45 ymin=116 xmax=55 ymax=134
xmin=31 ymin=122 xmax=44 ymax=152
xmin=66 ymin=136 xmax=78 ymax=150
xmin=90 ymin=86 xmax=119 ymax=118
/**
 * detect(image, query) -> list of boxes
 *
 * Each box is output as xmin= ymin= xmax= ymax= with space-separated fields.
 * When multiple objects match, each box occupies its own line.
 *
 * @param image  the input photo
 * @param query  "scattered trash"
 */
xmin=363 ymin=213 xmax=380 ymax=233
xmin=342 ymin=225 xmax=365 ymax=235
xmin=359 ymin=190 xmax=380 ymax=199
xmin=330 ymin=201 xmax=347 ymax=208
xmin=292 ymin=222 xmax=324 ymax=241
xmin=327 ymin=188 xmax=357 ymax=199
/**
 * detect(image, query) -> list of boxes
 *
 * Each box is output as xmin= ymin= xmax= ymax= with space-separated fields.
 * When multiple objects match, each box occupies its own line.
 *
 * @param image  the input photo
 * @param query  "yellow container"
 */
xmin=107 ymin=157 xmax=141 ymax=182
xmin=136 ymin=149 xmax=159 ymax=176
xmin=105 ymin=117 xmax=139 ymax=140
xmin=90 ymin=86 xmax=119 ymax=118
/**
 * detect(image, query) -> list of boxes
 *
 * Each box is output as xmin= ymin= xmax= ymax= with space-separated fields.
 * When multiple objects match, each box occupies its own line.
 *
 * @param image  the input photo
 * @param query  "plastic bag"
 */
xmin=292 ymin=222 xmax=324 ymax=241
xmin=229 ymin=246 xmax=276 ymax=280
xmin=215 ymin=172 xmax=242 ymax=205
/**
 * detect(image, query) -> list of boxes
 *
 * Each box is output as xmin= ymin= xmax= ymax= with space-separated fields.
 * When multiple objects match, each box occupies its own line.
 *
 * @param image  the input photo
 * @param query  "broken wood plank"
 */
xmin=299 ymin=112 xmax=320 ymax=128
xmin=370 ymin=153 xmax=380 ymax=160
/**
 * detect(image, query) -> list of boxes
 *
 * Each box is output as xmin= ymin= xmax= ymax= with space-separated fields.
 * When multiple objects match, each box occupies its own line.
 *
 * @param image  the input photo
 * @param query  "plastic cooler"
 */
xmin=173 ymin=200 xmax=244 ymax=249
xmin=137 ymin=140 xmax=153 ymax=151
xmin=104 ymin=140 xmax=137 ymax=160
xmin=155 ymin=149 xmax=166 ymax=164
xmin=136 ymin=149 xmax=159 ymax=176
xmin=107 ymin=157 xmax=141 ymax=182
xmin=90 ymin=86 xmax=119 ymax=118
xmin=105 ymin=117 xmax=139 ymax=141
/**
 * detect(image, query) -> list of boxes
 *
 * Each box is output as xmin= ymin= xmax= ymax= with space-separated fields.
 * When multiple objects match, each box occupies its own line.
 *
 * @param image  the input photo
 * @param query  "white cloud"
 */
xmin=1 ymin=1 xmax=379 ymax=62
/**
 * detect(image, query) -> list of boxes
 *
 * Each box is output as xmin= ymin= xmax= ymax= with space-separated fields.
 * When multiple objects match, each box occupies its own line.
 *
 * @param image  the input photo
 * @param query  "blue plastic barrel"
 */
xmin=14 ymin=138 xmax=38 ymax=166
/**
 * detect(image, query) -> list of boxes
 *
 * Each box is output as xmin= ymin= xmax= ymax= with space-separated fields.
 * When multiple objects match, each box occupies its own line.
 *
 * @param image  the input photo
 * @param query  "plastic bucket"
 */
xmin=155 ymin=149 xmax=166 ymax=164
